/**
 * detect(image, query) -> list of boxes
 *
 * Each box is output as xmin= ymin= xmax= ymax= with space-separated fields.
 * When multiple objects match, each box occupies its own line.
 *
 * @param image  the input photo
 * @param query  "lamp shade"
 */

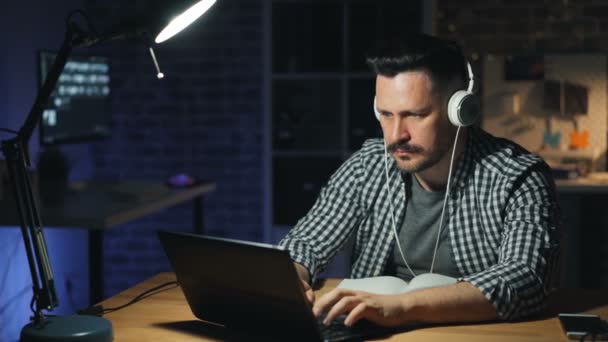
xmin=155 ymin=0 xmax=217 ymax=43
xmin=85 ymin=0 xmax=217 ymax=47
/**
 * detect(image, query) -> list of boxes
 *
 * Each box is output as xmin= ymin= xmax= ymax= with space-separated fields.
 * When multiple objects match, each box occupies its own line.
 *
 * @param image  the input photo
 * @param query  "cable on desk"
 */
xmin=103 ymin=281 xmax=178 ymax=314
xmin=77 ymin=281 xmax=178 ymax=316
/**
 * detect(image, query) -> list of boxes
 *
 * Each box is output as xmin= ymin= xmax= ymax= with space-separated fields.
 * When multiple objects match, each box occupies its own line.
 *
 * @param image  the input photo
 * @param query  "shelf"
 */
xmin=538 ymin=148 xmax=602 ymax=161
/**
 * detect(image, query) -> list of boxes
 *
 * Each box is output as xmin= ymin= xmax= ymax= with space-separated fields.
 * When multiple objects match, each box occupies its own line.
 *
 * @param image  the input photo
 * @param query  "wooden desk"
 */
xmin=556 ymin=177 xmax=608 ymax=194
xmin=0 ymin=180 xmax=215 ymax=303
xmin=102 ymin=272 xmax=608 ymax=342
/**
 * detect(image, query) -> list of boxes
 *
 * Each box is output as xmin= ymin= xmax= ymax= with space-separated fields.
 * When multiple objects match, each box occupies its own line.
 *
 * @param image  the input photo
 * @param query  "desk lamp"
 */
xmin=0 ymin=1 xmax=216 ymax=341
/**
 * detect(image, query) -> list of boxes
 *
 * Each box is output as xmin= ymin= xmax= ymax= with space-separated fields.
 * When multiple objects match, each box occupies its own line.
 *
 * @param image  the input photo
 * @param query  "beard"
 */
xmin=387 ymin=138 xmax=453 ymax=173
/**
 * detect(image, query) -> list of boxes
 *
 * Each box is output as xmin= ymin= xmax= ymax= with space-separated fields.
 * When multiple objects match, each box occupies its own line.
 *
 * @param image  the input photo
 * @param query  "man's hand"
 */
xmin=293 ymin=262 xmax=314 ymax=304
xmin=313 ymin=288 xmax=412 ymax=327
xmin=301 ymin=279 xmax=315 ymax=304
xmin=313 ymin=281 xmax=497 ymax=327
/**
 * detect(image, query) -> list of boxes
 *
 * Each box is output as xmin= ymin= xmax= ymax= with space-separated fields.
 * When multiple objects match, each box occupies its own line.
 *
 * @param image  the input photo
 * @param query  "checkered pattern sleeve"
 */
xmin=278 ymin=151 xmax=366 ymax=281
xmin=461 ymin=163 xmax=562 ymax=320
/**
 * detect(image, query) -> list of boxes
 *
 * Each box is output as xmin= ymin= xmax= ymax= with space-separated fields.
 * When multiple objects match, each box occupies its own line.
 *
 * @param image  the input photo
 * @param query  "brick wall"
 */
xmin=436 ymin=0 xmax=607 ymax=55
xmin=84 ymin=0 xmax=264 ymax=297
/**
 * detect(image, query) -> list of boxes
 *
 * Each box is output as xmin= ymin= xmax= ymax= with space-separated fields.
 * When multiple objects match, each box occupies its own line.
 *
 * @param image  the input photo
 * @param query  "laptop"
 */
xmin=158 ymin=230 xmax=398 ymax=341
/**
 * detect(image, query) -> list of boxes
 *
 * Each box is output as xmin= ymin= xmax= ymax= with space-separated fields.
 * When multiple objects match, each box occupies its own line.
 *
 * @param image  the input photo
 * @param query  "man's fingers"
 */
xmin=323 ymin=295 xmax=359 ymax=325
xmin=344 ymin=302 xmax=368 ymax=327
xmin=301 ymin=280 xmax=315 ymax=304
xmin=313 ymin=289 xmax=353 ymax=317
xmin=306 ymin=288 xmax=315 ymax=304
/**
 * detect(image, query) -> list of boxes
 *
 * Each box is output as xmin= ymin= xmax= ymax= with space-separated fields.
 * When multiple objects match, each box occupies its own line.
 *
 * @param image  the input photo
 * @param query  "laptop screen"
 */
xmin=158 ymin=230 xmax=322 ymax=340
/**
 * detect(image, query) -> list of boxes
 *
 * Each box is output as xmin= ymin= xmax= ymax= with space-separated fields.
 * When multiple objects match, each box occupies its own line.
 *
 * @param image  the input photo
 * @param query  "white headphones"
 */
xmin=373 ymin=60 xmax=479 ymax=127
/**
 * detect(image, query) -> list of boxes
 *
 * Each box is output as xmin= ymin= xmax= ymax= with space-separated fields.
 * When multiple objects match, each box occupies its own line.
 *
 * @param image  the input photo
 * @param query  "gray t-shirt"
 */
xmin=384 ymin=174 xmax=460 ymax=281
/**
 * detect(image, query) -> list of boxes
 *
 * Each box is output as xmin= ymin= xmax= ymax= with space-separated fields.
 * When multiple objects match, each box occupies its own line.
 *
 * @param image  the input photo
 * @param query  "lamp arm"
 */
xmin=4 ymin=15 xmax=154 ymax=324
xmin=1 ymin=139 xmax=57 ymax=321
xmin=18 ymin=26 xmax=76 ymax=166
xmin=1 ymin=22 xmax=79 ymax=323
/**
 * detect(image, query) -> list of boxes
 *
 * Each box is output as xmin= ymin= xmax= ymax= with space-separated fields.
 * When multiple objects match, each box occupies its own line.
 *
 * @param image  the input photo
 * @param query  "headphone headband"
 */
xmin=466 ymin=60 xmax=475 ymax=93
xmin=373 ymin=59 xmax=478 ymax=126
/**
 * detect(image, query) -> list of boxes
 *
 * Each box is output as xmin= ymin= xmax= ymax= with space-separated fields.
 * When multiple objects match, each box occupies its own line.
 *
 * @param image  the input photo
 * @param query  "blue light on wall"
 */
xmin=1 ymin=1 xmax=92 ymax=341
xmin=0 ymin=228 xmax=89 ymax=342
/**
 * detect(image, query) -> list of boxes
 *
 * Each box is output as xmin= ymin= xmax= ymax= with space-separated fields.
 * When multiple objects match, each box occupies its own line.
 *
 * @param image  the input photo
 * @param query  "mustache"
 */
xmin=387 ymin=140 xmax=424 ymax=154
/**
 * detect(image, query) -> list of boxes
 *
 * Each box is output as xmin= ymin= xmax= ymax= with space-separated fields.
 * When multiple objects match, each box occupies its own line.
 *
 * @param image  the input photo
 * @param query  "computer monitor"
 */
xmin=38 ymin=50 xmax=111 ymax=145
xmin=564 ymin=82 xmax=588 ymax=115
xmin=543 ymin=80 xmax=561 ymax=114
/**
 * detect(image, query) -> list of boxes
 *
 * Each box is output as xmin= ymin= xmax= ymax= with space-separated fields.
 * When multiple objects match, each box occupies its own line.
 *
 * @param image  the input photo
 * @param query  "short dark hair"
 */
xmin=366 ymin=33 xmax=467 ymax=90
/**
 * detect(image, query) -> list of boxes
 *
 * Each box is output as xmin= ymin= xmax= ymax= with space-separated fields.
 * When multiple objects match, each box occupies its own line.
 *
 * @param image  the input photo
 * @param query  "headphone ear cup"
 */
xmin=447 ymin=90 xmax=480 ymax=127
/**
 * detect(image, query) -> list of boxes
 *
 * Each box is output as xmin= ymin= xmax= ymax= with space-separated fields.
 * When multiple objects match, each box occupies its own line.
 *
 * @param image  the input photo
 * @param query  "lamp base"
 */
xmin=21 ymin=315 xmax=113 ymax=342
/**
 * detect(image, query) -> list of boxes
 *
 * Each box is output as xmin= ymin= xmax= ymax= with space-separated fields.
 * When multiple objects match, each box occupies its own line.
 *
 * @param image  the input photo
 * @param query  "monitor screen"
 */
xmin=542 ymin=79 xmax=588 ymax=116
xmin=38 ymin=51 xmax=111 ymax=145
xmin=564 ymin=82 xmax=588 ymax=115
xmin=543 ymin=80 xmax=561 ymax=114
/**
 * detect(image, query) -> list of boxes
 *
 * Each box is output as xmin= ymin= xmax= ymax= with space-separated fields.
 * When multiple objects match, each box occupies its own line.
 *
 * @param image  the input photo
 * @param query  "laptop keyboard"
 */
xmin=316 ymin=314 xmax=391 ymax=342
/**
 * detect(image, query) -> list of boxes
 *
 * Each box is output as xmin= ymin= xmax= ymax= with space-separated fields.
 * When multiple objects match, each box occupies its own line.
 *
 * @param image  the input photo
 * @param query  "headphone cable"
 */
xmin=384 ymin=142 xmax=417 ymax=278
xmin=430 ymin=126 xmax=461 ymax=273
xmin=384 ymin=125 xmax=462 ymax=277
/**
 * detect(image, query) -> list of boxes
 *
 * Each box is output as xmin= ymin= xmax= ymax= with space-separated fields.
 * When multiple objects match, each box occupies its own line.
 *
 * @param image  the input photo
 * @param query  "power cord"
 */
xmin=77 ymin=280 xmax=178 ymax=316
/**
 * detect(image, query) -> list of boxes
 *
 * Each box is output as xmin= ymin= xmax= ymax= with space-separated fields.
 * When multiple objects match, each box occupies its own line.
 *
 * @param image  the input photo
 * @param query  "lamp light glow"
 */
xmin=155 ymin=0 xmax=217 ymax=44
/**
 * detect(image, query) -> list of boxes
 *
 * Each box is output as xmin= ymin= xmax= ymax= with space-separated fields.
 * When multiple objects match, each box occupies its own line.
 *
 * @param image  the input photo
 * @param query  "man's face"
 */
xmin=375 ymin=70 xmax=456 ymax=173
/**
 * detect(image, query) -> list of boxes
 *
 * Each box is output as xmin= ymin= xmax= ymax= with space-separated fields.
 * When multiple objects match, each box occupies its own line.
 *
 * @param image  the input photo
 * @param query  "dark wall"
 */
xmin=1 ymin=2 xmax=92 ymax=341
xmin=1 ymin=2 xmax=264 ymax=340
xmin=82 ymin=0 xmax=265 ymax=297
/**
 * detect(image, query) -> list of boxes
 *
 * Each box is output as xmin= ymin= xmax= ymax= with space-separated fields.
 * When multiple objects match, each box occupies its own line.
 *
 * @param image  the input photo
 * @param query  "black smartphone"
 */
xmin=558 ymin=313 xmax=607 ymax=340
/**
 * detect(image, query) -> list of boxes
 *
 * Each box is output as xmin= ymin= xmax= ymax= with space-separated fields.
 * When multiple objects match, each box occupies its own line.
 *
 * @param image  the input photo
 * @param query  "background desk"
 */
xmin=555 ymin=177 xmax=608 ymax=288
xmin=556 ymin=177 xmax=608 ymax=194
xmin=102 ymin=272 xmax=608 ymax=342
xmin=0 ymin=180 xmax=215 ymax=303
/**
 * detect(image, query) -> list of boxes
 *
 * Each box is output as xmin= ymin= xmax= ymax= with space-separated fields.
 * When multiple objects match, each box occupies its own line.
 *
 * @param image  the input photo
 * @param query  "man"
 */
xmin=278 ymin=33 xmax=561 ymax=328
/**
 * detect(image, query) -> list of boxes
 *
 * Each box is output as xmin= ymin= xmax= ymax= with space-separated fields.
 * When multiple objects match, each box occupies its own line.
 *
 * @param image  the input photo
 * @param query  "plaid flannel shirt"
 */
xmin=279 ymin=127 xmax=562 ymax=320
